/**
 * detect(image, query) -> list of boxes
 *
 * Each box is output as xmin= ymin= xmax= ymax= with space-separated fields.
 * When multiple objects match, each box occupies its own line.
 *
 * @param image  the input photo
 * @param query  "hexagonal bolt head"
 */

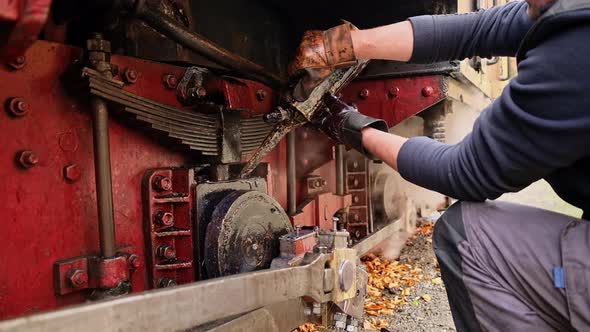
xmin=158 ymin=277 xmax=177 ymax=288
xmin=8 ymin=55 xmax=26 ymax=70
xmin=17 ymin=150 xmax=39 ymax=169
xmin=128 ymin=254 xmax=141 ymax=269
xmin=422 ymin=86 xmax=434 ymax=97
xmin=123 ymin=68 xmax=138 ymax=84
xmin=63 ymin=164 xmax=82 ymax=182
xmin=152 ymin=175 xmax=172 ymax=192
xmin=156 ymin=245 xmax=176 ymax=260
xmin=67 ymin=269 xmax=89 ymax=288
xmin=256 ymin=89 xmax=267 ymax=101
xmin=7 ymin=97 xmax=29 ymax=117
xmin=154 ymin=211 xmax=174 ymax=227
xmin=162 ymin=74 xmax=178 ymax=89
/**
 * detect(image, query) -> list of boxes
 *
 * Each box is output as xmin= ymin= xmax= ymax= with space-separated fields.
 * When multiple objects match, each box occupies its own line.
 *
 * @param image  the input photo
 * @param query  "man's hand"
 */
xmin=288 ymin=23 xmax=358 ymax=101
xmin=312 ymin=94 xmax=389 ymax=159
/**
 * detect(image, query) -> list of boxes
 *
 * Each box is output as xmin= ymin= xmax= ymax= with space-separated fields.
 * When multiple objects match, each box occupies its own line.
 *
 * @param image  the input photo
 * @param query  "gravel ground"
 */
xmin=321 ymin=218 xmax=455 ymax=332
xmin=384 ymin=227 xmax=455 ymax=332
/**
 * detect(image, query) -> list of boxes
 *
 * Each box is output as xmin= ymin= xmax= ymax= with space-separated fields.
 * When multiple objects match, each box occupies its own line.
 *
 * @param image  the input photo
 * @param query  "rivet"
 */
xmin=422 ymin=86 xmax=434 ymax=97
xmin=359 ymin=88 xmax=370 ymax=99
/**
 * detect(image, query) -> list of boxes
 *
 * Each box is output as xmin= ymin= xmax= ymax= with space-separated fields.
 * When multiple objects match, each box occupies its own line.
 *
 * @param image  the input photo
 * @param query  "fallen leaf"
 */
xmin=422 ymin=294 xmax=432 ymax=302
xmin=365 ymin=310 xmax=380 ymax=317
xmin=431 ymin=277 xmax=443 ymax=285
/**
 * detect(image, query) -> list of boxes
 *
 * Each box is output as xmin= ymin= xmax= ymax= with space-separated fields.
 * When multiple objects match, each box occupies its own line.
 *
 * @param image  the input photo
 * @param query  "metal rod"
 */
xmin=0 ymin=255 xmax=329 ymax=332
xmin=287 ymin=131 xmax=297 ymax=216
xmin=91 ymin=97 xmax=116 ymax=258
xmin=335 ymin=144 xmax=345 ymax=196
xmin=134 ymin=4 xmax=284 ymax=87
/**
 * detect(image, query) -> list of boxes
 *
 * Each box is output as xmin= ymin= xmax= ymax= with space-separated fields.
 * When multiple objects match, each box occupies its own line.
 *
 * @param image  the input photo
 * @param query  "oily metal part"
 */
xmin=239 ymin=59 xmax=370 ymax=177
xmin=205 ymin=191 xmax=293 ymax=277
xmin=133 ymin=2 xmax=284 ymax=87
xmin=0 ymin=254 xmax=330 ymax=332
xmin=85 ymin=69 xmax=272 ymax=157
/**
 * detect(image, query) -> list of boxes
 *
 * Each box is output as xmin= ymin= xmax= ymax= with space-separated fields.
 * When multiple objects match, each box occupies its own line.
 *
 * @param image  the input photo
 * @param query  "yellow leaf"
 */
xmin=431 ymin=277 xmax=443 ymax=285
xmin=422 ymin=294 xmax=432 ymax=302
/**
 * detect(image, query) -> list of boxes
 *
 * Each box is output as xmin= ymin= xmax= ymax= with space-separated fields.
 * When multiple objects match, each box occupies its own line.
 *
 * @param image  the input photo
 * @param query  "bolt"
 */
xmin=158 ymin=277 xmax=177 ymax=288
xmin=163 ymin=74 xmax=178 ymax=89
xmin=154 ymin=211 xmax=174 ymax=227
xmin=252 ymin=243 xmax=259 ymax=250
xmin=63 ymin=164 xmax=82 ymax=182
xmin=388 ymin=86 xmax=400 ymax=98
xmin=256 ymin=89 xmax=267 ymax=101
xmin=17 ymin=150 xmax=39 ymax=169
xmin=422 ymin=86 xmax=434 ymax=97
xmin=314 ymin=179 xmax=322 ymax=188
xmin=193 ymin=86 xmax=207 ymax=98
xmin=351 ymin=213 xmax=360 ymax=222
xmin=359 ymin=88 xmax=370 ymax=99
xmin=321 ymin=179 xmax=327 ymax=186
xmin=152 ymin=175 xmax=172 ymax=192
xmin=123 ymin=68 xmax=138 ymax=84
xmin=353 ymin=195 xmax=360 ymax=203
xmin=157 ymin=245 xmax=176 ymax=260
xmin=351 ymin=179 xmax=359 ymax=187
xmin=352 ymin=161 xmax=359 ymax=169
xmin=128 ymin=254 xmax=141 ymax=269
xmin=7 ymin=97 xmax=29 ymax=117
xmin=8 ymin=55 xmax=26 ymax=69
xmin=67 ymin=269 xmax=88 ymax=288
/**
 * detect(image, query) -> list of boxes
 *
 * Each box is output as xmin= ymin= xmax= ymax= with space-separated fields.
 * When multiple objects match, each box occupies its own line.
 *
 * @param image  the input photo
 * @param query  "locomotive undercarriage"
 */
xmin=0 ymin=0 xmax=456 ymax=330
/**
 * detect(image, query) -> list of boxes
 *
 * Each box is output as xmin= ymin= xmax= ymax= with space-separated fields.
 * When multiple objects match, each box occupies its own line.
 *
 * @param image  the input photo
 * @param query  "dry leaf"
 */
xmin=365 ymin=310 xmax=380 ymax=317
xmin=363 ymin=320 xmax=376 ymax=330
xmin=431 ymin=277 xmax=443 ymax=285
xmin=422 ymin=294 xmax=432 ymax=302
xmin=293 ymin=323 xmax=317 ymax=332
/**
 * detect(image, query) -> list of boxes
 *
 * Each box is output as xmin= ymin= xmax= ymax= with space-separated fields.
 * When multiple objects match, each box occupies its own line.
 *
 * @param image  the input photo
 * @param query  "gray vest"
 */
xmin=516 ymin=0 xmax=590 ymax=62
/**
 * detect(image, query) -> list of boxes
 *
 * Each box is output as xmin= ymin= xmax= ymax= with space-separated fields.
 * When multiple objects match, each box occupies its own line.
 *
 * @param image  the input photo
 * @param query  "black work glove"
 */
xmin=312 ymin=94 xmax=389 ymax=159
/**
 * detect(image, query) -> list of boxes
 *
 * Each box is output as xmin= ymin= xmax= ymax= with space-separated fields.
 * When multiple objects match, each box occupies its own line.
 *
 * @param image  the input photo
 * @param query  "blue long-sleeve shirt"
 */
xmin=398 ymin=1 xmax=590 ymax=216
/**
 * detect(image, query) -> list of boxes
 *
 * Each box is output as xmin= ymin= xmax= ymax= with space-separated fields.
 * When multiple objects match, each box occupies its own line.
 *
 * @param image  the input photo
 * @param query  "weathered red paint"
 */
xmin=0 ymin=40 xmax=448 ymax=319
xmin=340 ymin=76 xmax=447 ymax=127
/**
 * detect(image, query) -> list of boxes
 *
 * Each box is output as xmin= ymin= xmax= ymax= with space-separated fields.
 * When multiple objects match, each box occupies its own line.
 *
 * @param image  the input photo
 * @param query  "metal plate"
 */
xmin=205 ymin=191 xmax=293 ymax=277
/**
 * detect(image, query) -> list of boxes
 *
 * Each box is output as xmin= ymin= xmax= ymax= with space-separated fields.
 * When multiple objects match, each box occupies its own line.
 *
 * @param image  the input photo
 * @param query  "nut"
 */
xmin=128 ymin=254 xmax=141 ymax=269
xmin=67 ymin=269 xmax=88 ymax=288
xmin=8 ymin=55 xmax=26 ymax=69
xmin=152 ymin=175 xmax=172 ymax=192
xmin=157 ymin=245 xmax=176 ymax=260
xmin=63 ymin=164 xmax=82 ymax=182
xmin=7 ymin=97 xmax=29 ymax=117
xmin=256 ymin=89 xmax=267 ymax=101
xmin=158 ymin=277 xmax=177 ymax=288
xmin=163 ymin=74 xmax=178 ymax=89
xmin=422 ymin=86 xmax=434 ymax=97
xmin=359 ymin=88 xmax=370 ymax=99
xmin=154 ymin=211 xmax=174 ymax=227
xmin=17 ymin=150 xmax=39 ymax=169
xmin=123 ymin=68 xmax=138 ymax=84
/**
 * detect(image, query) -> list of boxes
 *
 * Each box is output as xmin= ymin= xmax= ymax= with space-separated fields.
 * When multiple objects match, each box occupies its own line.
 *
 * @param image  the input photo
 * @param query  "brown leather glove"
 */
xmin=312 ymin=94 xmax=388 ymax=159
xmin=288 ymin=23 xmax=358 ymax=101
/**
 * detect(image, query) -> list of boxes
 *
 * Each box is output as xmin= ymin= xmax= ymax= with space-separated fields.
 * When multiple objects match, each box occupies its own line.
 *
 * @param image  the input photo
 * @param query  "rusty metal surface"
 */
xmin=143 ymin=168 xmax=195 ymax=288
xmin=239 ymin=59 xmax=371 ymax=178
xmin=134 ymin=3 xmax=284 ymax=87
xmin=205 ymin=190 xmax=293 ymax=277
xmin=0 ymin=254 xmax=332 ymax=332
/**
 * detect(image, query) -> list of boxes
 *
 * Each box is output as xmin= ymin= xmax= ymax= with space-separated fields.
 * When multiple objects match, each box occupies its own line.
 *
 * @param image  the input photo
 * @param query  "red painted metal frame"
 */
xmin=143 ymin=169 xmax=195 ymax=288
xmin=0 ymin=39 xmax=447 ymax=320
xmin=340 ymin=76 xmax=447 ymax=128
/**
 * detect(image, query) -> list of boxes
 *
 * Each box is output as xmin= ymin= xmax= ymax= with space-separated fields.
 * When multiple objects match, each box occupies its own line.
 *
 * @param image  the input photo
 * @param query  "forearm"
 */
xmin=351 ymin=21 xmax=414 ymax=62
xmin=361 ymin=128 xmax=407 ymax=170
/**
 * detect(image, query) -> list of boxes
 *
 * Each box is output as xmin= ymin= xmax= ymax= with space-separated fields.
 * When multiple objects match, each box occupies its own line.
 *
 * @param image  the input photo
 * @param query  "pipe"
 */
xmin=335 ymin=144 xmax=345 ymax=196
xmin=287 ymin=131 xmax=296 ymax=216
xmin=91 ymin=97 xmax=117 ymax=258
xmin=133 ymin=4 xmax=284 ymax=87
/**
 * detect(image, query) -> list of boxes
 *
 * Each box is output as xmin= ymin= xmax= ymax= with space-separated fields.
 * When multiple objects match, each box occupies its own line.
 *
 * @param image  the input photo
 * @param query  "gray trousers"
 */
xmin=434 ymin=201 xmax=590 ymax=332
